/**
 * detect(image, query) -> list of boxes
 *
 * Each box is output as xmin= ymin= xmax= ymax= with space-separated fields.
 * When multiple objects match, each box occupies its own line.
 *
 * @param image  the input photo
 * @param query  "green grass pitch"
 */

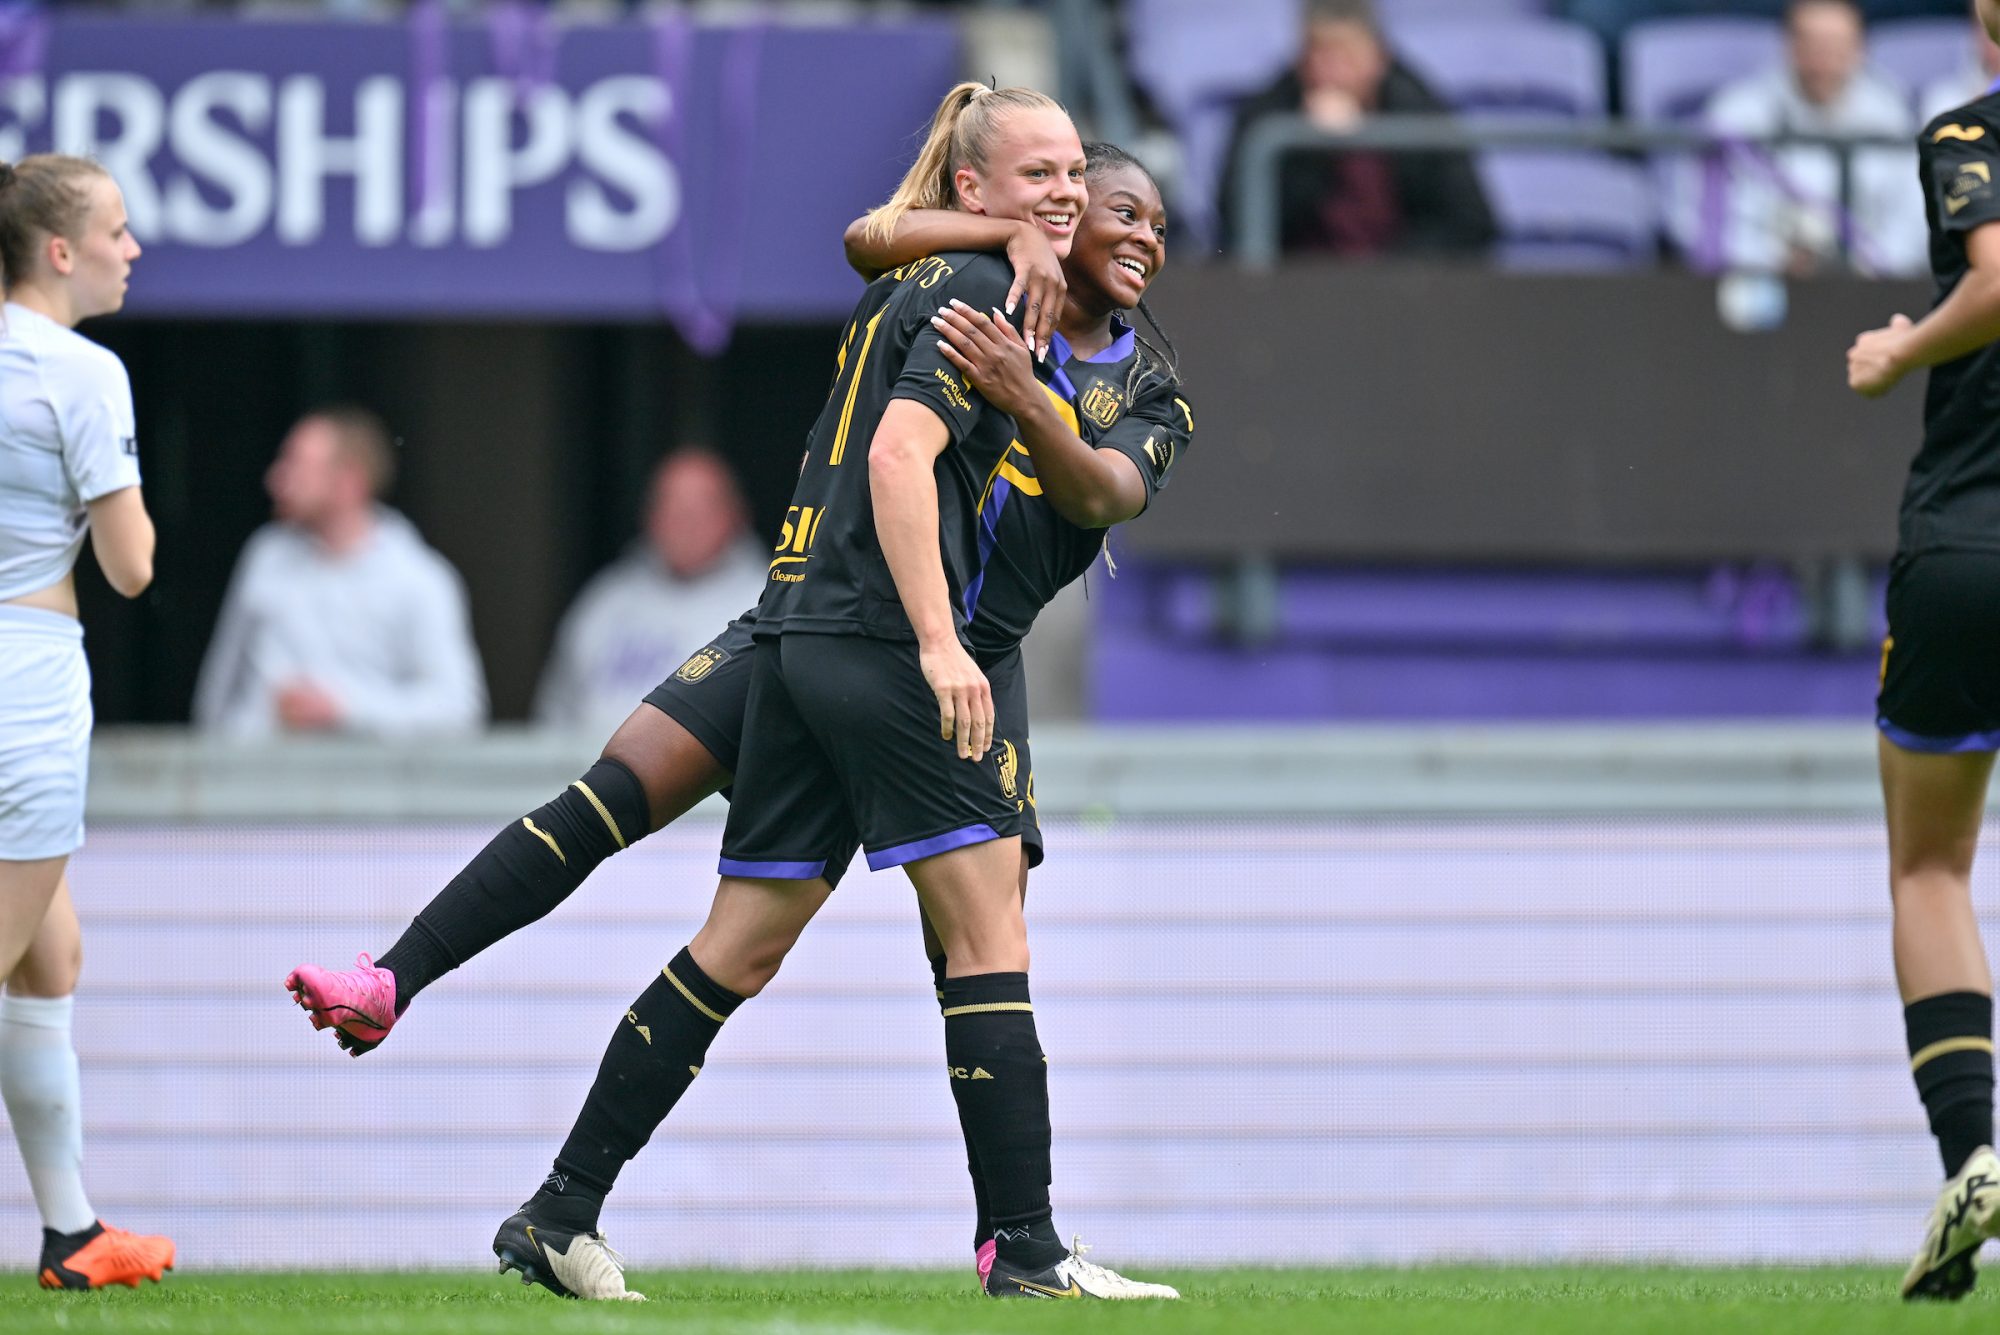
xmin=0 ymin=1267 xmax=1993 ymax=1334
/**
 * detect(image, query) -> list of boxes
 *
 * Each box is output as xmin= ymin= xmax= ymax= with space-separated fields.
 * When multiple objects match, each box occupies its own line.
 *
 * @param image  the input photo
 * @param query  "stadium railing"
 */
xmin=1229 ymin=113 xmax=1918 ymax=269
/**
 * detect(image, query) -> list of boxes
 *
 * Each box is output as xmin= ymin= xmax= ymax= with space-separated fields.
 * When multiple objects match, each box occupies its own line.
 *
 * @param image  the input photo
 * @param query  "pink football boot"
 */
xmin=976 ymin=1239 xmax=997 ymax=1289
xmin=285 ymin=953 xmax=398 ymax=1056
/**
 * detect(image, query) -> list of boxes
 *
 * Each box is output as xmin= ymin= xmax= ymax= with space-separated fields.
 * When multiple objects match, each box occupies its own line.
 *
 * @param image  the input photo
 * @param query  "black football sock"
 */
xmin=1907 ymin=991 xmax=1996 ymax=1178
xmin=941 ymin=972 xmax=1066 ymax=1270
xmin=376 ymin=758 xmax=650 ymax=1013
xmin=523 ymin=1167 xmax=607 ymax=1234
xmin=932 ymin=953 xmax=994 ymax=1251
xmin=542 ymin=947 xmax=744 ymax=1229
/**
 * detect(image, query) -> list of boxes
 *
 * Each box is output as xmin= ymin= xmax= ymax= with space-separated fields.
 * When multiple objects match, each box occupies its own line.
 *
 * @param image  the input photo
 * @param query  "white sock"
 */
xmin=0 ymin=993 xmax=96 ymax=1234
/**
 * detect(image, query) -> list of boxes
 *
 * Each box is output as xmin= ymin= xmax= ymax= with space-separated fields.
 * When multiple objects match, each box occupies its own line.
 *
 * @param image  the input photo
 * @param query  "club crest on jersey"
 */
xmin=997 ymin=739 xmax=1020 ymax=800
xmin=1080 ymin=381 xmax=1124 ymax=429
xmin=674 ymin=646 xmax=727 ymax=684
xmin=1936 ymin=123 xmax=1987 ymax=143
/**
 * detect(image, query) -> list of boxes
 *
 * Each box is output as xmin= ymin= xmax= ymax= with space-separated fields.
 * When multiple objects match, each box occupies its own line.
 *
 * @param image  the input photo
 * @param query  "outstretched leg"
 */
xmin=288 ymin=705 xmax=726 ymax=1052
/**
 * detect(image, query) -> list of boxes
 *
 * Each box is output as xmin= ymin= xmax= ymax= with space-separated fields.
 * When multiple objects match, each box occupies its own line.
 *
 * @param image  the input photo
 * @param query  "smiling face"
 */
xmin=953 ymin=106 xmax=1088 ymax=257
xmin=1063 ymin=162 xmax=1167 ymax=314
xmin=57 ymin=175 xmax=141 ymax=320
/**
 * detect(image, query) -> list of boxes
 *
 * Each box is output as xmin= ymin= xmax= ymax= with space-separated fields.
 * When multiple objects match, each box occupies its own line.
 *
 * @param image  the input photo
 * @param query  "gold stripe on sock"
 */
xmin=521 ymin=817 xmax=566 ymax=865
xmin=570 ymin=780 xmax=628 ymax=850
xmin=940 ymin=1001 xmax=1034 ymax=1018
xmin=1912 ymin=1036 xmax=1996 ymax=1072
xmin=662 ymin=965 xmax=727 ymax=1024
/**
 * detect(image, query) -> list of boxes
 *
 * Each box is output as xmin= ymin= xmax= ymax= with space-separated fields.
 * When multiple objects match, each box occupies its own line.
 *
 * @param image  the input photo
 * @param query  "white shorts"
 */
xmin=0 ymin=605 xmax=91 ymax=861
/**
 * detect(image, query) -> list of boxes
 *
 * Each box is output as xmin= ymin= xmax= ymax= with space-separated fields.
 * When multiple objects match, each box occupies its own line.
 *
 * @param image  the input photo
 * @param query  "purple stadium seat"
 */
xmin=1390 ymin=18 xmax=1608 ymax=118
xmin=1621 ymin=17 xmax=1785 ymax=123
xmin=1126 ymin=0 xmax=1302 ymax=246
xmin=1479 ymin=151 xmax=1659 ymax=269
xmin=1125 ymin=0 xmax=1301 ymax=121
xmin=1868 ymin=17 xmax=1974 ymax=107
xmin=1621 ymin=18 xmax=1785 ymax=259
xmin=1377 ymin=0 xmax=1551 ymax=19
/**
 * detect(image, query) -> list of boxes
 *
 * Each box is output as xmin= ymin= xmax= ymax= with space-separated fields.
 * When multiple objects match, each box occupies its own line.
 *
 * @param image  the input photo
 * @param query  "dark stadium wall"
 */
xmin=1137 ymin=267 xmax=1931 ymax=564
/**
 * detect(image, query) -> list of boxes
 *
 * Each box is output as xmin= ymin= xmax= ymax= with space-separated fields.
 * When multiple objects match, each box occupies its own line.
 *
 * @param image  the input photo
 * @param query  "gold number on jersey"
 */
xmin=771 ymin=504 xmax=829 ymax=581
xmin=829 ymin=308 xmax=888 ymax=467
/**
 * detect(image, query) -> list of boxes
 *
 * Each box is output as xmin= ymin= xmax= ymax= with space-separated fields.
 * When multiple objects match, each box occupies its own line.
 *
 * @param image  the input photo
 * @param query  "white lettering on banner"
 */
xmin=409 ymin=79 xmax=457 ymax=249
xmin=569 ymin=76 xmax=678 ymax=252
xmin=165 ymin=72 xmax=272 ymax=247
xmin=52 ymin=73 xmax=165 ymax=236
xmin=0 ymin=77 xmax=46 ymax=164
xmin=6 ymin=70 xmax=680 ymax=252
xmin=278 ymin=75 xmax=402 ymax=246
xmin=463 ymin=79 xmax=571 ymax=247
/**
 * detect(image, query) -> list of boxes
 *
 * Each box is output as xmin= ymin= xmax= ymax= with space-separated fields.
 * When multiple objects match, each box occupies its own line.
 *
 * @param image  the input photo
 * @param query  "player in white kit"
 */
xmin=0 ymin=154 xmax=173 ymax=1290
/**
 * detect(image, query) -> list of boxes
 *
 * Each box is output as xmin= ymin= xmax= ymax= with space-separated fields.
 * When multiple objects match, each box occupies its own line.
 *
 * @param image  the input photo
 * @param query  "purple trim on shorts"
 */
xmin=718 ymin=857 xmax=828 ymax=880
xmin=865 ymin=823 xmax=1001 ymax=872
xmin=1878 ymin=718 xmax=2000 ymax=754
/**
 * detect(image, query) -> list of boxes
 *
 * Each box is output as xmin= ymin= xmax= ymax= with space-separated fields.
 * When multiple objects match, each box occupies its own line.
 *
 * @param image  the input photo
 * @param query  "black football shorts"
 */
xmin=644 ymin=624 xmax=1043 ymax=871
xmin=1879 ymin=550 xmax=2000 ymax=753
xmin=719 ymin=632 xmax=1028 ymax=880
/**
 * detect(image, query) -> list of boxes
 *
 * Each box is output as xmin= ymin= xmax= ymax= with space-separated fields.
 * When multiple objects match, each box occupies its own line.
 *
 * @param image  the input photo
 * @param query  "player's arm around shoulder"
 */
xmin=844 ymin=217 xmax=1062 ymax=352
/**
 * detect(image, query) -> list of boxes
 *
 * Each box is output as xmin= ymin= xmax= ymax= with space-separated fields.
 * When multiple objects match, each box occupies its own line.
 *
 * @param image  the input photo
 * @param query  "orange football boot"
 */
xmin=38 ymin=1222 xmax=175 ymax=1290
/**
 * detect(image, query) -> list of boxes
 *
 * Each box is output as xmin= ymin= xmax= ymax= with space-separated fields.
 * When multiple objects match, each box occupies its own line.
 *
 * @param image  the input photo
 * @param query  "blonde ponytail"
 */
xmin=861 ymin=82 xmax=1067 ymax=244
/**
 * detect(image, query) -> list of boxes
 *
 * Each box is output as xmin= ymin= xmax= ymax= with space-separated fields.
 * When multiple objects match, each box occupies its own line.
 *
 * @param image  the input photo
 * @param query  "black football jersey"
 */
xmin=965 ymin=319 xmax=1193 ymax=659
xmin=1901 ymin=95 xmax=2000 ymax=555
xmin=756 ymin=250 xmax=1053 ymax=643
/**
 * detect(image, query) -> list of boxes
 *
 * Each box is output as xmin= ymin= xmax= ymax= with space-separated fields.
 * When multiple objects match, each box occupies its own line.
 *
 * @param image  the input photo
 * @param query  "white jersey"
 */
xmin=0 ymin=301 xmax=140 ymax=603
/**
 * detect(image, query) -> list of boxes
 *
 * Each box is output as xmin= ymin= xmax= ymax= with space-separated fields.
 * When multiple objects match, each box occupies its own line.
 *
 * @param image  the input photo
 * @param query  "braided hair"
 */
xmin=1081 ymin=142 xmax=1181 ymax=405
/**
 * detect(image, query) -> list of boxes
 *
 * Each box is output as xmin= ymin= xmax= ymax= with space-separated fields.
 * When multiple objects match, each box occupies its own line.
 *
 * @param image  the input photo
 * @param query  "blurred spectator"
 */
xmin=1920 ymin=3 xmax=2000 ymax=120
xmin=533 ymin=448 xmax=765 ymax=734
xmin=1702 ymin=0 xmax=1926 ymax=275
xmin=1563 ymin=0 xmax=1961 ymax=46
xmin=193 ymin=407 xmax=486 ymax=738
xmin=1218 ymin=0 xmax=1496 ymax=259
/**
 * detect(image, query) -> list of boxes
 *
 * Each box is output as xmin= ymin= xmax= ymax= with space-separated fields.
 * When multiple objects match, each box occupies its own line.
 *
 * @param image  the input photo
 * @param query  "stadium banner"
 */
xmin=0 ymin=12 xmax=959 ymax=332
